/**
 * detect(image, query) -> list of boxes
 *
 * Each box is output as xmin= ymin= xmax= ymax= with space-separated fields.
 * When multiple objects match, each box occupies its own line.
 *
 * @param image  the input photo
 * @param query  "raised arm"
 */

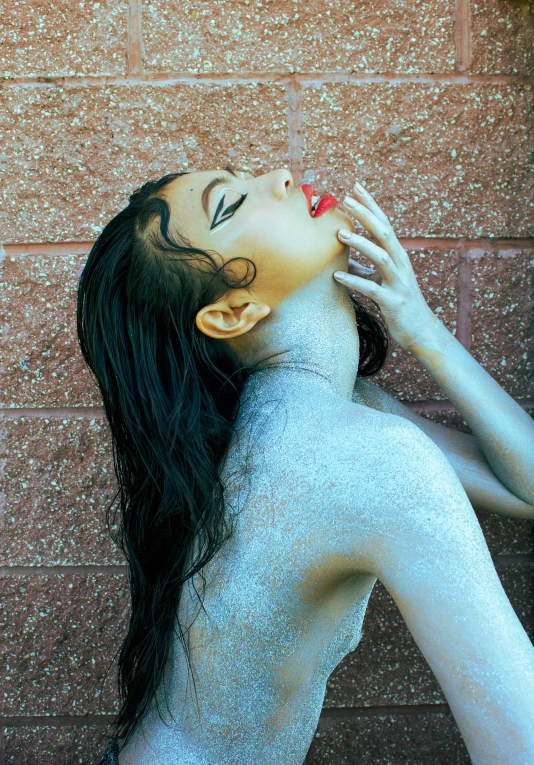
xmin=332 ymin=181 xmax=534 ymax=508
xmin=337 ymin=421 xmax=534 ymax=764
xmin=352 ymin=376 xmax=534 ymax=519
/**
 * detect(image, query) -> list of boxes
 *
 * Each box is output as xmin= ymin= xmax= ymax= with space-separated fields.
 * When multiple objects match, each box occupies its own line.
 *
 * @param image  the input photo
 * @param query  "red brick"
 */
xmin=470 ymin=248 xmax=534 ymax=399
xmin=142 ymin=0 xmax=455 ymax=75
xmin=0 ymin=83 xmax=289 ymax=243
xmin=0 ymin=252 xmax=100 ymax=408
xmin=0 ymin=417 xmax=122 ymax=566
xmin=0 ymin=0 xmax=128 ymax=78
xmin=301 ymin=83 xmax=534 ymax=238
xmin=3 ymin=724 xmax=109 ymax=765
xmin=471 ymin=0 xmax=534 ymax=75
xmin=0 ymin=572 xmax=126 ymax=715
xmin=368 ymin=248 xmax=459 ymax=401
xmin=325 ymin=563 xmax=533 ymax=707
xmin=305 ymin=711 xmax=470 ymax=764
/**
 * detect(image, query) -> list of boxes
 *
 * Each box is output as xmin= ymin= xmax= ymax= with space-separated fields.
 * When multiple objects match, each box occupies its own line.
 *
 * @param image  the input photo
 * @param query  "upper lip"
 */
xmin=300 ymin=183 xmax=316 ymax=216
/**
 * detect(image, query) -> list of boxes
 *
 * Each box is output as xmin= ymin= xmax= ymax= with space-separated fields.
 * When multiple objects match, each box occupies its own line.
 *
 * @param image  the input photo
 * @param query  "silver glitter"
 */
xmin=118 ymin=253 xmax=534 ymax=764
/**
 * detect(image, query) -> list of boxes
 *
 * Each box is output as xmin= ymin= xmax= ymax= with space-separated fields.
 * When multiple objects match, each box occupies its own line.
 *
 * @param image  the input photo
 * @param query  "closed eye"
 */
xmin=210 ymin=190 xmax=248 ymax=231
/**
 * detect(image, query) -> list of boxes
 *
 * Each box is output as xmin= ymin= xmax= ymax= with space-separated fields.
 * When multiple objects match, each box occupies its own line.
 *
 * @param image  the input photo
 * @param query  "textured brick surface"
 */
xmin=3 ymin=724 xmax=111 ymax=765
xmin=0 ymin=0 xmax=127 ymax=78
xmin=0 ymin=83 xmax=289 ymax=243
xmin=0 ymin=417 xmax=121 ymax=566
xmin=0 ymin=251 xmax=100 ymax=408
xmin=476 ymin=513 xmax=534 ymax=555
xmin=304 ymin=710 xmax=470 ymax=764
xmin=471 ymin=0 xmax=534 ymax=75
xmin=142 ymin=0 xmax=455 ymax=75
xmin=301 ymin=83 xmax=534 ymax=238
xmin=370 ymin=248 xmax=458 ymax=401
xmin=0 ymin=572 xmax=126 ymax=715
xmin=470 ymin=248 xmax=534 ymax=399
xmin=416 ymin=408 xmax=472 ymax=433
xmin=324 ymin=563 xmax=534 ymax=707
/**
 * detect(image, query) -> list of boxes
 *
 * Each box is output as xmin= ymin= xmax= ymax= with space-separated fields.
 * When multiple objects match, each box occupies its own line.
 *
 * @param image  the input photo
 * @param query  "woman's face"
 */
xmin=164 ymin=165 xmax=353 ymax=308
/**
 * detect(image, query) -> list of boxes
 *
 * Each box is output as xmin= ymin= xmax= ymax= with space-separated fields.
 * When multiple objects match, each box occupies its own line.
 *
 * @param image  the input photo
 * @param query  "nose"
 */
xmin=270 ymin=168 xmax=294 ymax=200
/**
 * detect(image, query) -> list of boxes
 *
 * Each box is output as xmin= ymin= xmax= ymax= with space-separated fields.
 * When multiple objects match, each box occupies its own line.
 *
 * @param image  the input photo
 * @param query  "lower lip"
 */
xmin=312 ymin=195 xmax=338 ymax=218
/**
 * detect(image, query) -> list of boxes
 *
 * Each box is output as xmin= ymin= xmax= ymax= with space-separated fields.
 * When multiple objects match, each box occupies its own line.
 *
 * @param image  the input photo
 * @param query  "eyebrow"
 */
xmin=201 ymin=165 xmax=238 ymax=221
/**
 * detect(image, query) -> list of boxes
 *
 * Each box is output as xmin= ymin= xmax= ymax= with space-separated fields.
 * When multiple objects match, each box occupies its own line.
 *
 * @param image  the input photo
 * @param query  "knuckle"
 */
xmin=375 ymin=252 xmax=389 ymax=267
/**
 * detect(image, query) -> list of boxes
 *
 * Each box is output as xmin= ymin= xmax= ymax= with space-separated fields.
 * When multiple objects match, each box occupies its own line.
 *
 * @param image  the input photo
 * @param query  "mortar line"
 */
xmin=0 ymin=566 xmax=128 ymax=576
xmin=0 ymin=714 xmax=116 ymax=728
xmin=405 ymin=399 xmax=534 ymax=412
xmin=2 ymin=73 xmax=533 ymax=88
xmin=1 ymin=399 xmax=533 ymax=419
xmin=287 ymin=75 xmax=304 ymax=186
xmin=493 ymin=554 xmax=534 ymax=566
xmin=457 ymin=247 xmax=473 ymax=350
xmin=127 ymin=0 xmax=143 ymax=75
xmin=3 ymin=239 xmax=534 ymax=256
xmin=455 ymin=0 xmax=472 ymax=73
xmin=319 ymin=703 xmax=451 ymax=723
xmin=0 ymin=407 xmax=105 ymax=418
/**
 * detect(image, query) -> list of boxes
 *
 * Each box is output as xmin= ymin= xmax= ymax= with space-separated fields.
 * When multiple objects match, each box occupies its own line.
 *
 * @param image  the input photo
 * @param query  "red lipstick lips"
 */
xmin=300 ymin=183 xmax=338 ymax=218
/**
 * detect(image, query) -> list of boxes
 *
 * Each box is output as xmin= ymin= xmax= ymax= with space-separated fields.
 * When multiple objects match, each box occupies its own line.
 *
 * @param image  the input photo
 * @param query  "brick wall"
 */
xmin=0 ymin=0 xmax=533 ymax=762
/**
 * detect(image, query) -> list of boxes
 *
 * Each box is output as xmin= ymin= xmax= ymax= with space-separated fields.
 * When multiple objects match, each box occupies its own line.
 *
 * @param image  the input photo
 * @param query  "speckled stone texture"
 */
xmin=370 ymin=248 xmax=458 ymax=401
xmin=304 ymin=710 xmax=471 ymax=764
xmin=0 ymin=0 xmax=128 ymax=78
xmin=471 ymin=0 xmax=534 ymax=75
xmin=300 ymin=83 xmax=534 ymax=238
xmin=470 ymin=248 xmax=534 ymax=399
xmin=0 ymin=251 xmax=100 ymax=408
xmin=0 ymin=417 xmax=121 ymax=565
xmin=0 ymin=572 xmax=126 ymax=715
xmin=324 ymin=563 xmax=534 ymax=708
xmin=0 ymin=84 xmax=289 ymax=243
xmin=3 ymin=724 xmax=111 ymax=765
xmin=142 ymin=0 xmax=455 ymax=74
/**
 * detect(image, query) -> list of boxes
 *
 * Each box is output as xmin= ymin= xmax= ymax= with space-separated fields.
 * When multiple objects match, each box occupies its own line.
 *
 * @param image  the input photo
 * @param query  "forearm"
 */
xmin=404 ymin=319 xmax=534 ymax=506
xmin=353 ymin=376 xmax=534 ymax=518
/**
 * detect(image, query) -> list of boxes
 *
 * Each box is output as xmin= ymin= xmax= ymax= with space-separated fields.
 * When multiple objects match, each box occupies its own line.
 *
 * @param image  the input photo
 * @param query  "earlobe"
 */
xmin=195 ymin=302 xmax=271 ymax=339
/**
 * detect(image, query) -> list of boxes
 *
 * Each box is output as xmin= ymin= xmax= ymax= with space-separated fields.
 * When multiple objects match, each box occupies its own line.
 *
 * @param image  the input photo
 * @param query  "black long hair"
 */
xmin=76 ymin=170 xmax=389 ymax=753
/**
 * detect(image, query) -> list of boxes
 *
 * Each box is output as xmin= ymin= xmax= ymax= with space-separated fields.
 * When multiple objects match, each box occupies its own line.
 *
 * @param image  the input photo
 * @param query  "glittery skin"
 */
xmin=119 ymin=253 xmax=534 ymax=764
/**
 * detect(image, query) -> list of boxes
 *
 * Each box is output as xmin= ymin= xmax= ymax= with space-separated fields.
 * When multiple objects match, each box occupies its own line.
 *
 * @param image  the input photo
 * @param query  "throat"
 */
xmin=238 ymin=254 xmax=361 ymax=401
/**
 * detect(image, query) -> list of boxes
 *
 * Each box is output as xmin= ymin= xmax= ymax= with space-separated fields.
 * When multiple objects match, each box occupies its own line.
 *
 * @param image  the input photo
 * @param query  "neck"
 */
xmin=234 ymin=252 xmax=360 ymax=401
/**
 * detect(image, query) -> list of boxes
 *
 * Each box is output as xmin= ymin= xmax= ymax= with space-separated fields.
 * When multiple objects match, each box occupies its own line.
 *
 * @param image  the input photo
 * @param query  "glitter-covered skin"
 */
xmin=118 ymin=171 xmax=534 ymax=764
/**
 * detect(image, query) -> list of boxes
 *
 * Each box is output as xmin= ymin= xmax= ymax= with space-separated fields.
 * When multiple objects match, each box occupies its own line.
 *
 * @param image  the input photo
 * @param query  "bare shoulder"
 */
xmin=279 ymin=396 xmax=479 ymax=571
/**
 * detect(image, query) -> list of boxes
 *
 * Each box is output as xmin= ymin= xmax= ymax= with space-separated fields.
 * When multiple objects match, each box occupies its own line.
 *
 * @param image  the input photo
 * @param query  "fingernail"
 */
xmin=354 ymin=181 xmax=366 ymax=194
xmin=333 ymin=271 xmax=347 ymax=281
xmin=338 ymin=229 xmax=352 ymax=240
xmin=343 ymin=196 xmax=357 ymax=208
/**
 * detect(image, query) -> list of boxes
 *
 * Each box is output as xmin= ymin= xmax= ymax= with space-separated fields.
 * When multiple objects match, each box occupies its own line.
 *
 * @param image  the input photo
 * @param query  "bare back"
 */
xmin=118 ymin=371 xmax=396 ymax=764
xmin=119 ymin=368 xmax=534 ymax=764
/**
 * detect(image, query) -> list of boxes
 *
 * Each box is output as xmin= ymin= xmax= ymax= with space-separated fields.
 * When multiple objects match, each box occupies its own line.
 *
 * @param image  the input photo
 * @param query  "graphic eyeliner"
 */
xmin=210 ymin=191 xmax=248 ymax=231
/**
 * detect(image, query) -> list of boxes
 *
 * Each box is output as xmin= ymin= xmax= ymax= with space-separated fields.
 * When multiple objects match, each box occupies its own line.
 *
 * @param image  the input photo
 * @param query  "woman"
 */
xmin=77 ymin=165 xmax=534 ymax=765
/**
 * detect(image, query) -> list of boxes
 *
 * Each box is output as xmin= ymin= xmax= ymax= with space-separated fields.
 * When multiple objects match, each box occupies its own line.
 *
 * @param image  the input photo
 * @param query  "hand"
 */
xmin=333 ymin=181 xmax=443 ymax=352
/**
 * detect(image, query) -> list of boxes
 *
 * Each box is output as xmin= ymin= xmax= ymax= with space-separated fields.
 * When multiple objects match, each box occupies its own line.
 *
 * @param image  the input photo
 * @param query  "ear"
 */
xmin=195 ymin=298 xmax=271 ymax=339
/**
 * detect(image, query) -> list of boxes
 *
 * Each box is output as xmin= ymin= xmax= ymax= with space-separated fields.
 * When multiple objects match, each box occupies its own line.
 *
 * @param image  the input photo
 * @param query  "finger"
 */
xmin=333 ymin=270 xmax=384 ymax=302
xmin=351 ymin=181 xmax=389 ymax=225
xmin=348 ymin=260 xmax=375 ymax=276
xmin=338 ymin=230 xmax=396 ymax=282
xmin=341 ymin=198 xmax=407 ymax=268
xmin=348 ymin=258 xmax=383 ymax=286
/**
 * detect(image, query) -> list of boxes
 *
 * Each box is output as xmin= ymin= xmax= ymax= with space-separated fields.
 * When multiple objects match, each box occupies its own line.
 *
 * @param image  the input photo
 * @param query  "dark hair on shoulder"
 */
xmin=76 ymin=170 xmax=388 ymax=752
